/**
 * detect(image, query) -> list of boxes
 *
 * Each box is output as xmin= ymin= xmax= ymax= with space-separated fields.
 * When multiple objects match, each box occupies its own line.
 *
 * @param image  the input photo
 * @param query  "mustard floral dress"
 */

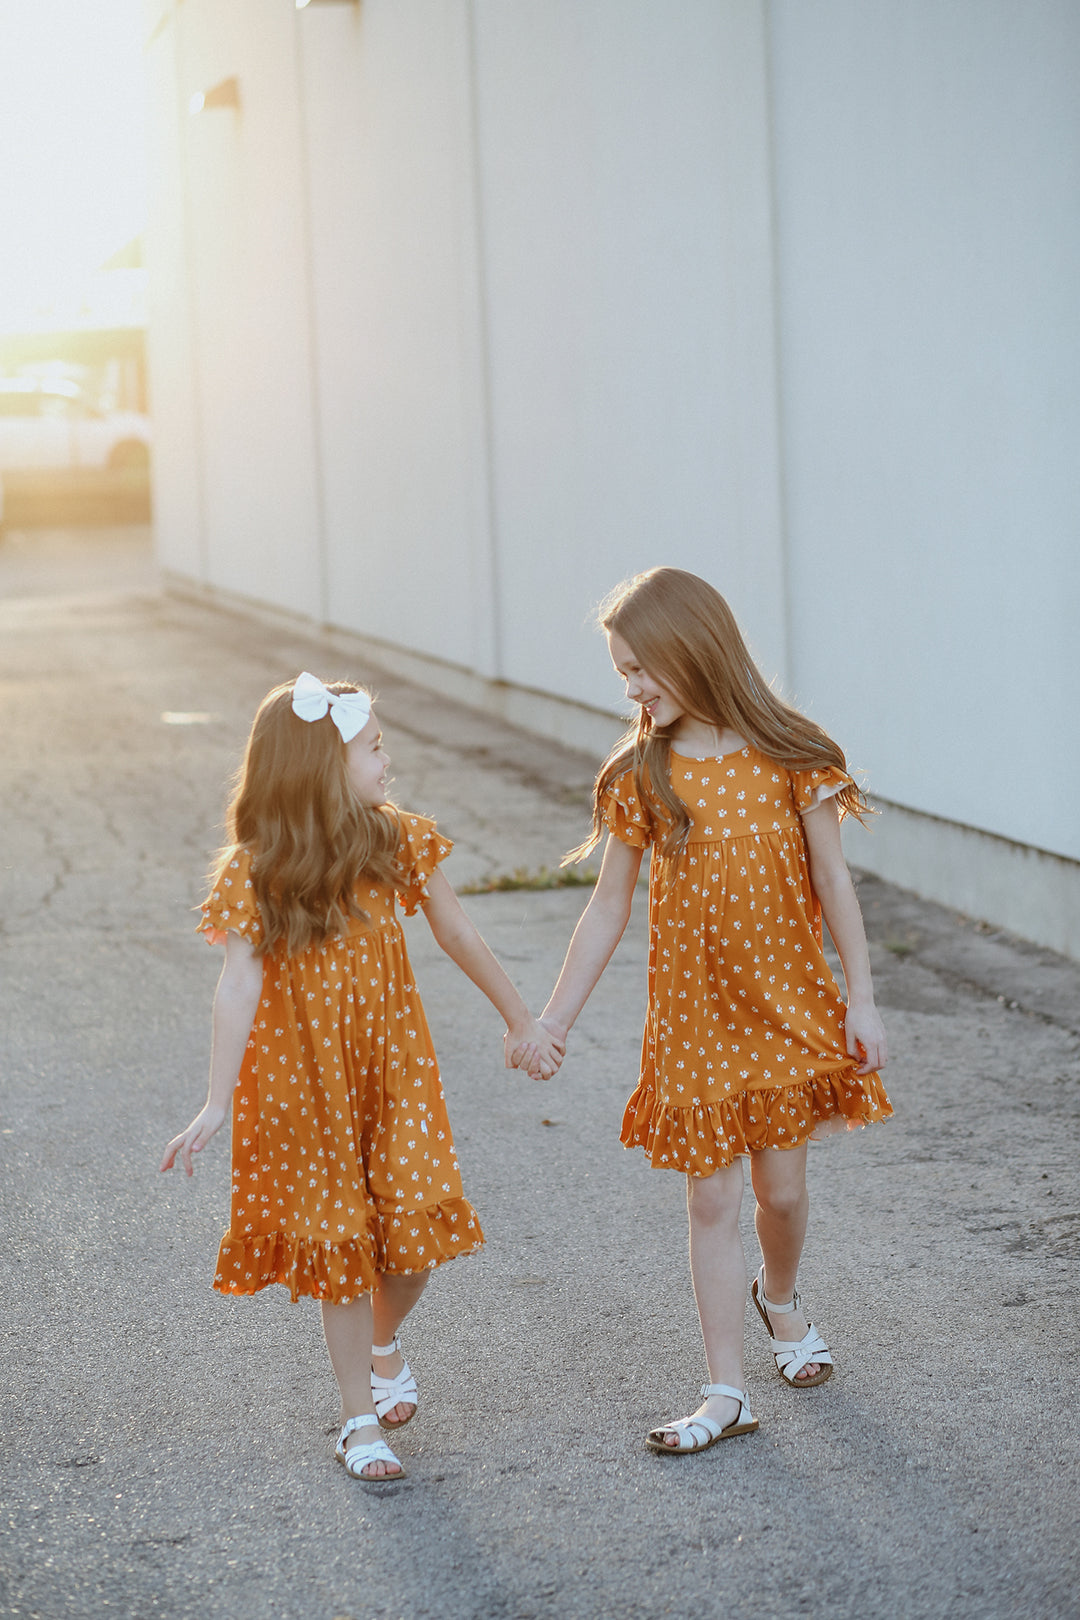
xmin=200 ymin=811 xmax=483 ymax=1303
xmin=603 ymin=747 xmax=892 ymax=1174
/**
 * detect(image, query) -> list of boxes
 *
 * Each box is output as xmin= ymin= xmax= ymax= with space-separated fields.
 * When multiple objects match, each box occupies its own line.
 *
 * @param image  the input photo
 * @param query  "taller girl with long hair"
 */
xmin=163 ymin=674 xmax=561 ymax=1482
xmin=541 ymin=569 xmax=891 ymax=1454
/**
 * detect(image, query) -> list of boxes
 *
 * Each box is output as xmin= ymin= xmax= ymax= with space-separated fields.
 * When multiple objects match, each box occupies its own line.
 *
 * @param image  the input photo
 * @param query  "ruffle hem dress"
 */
xmin=602 ymin=748 xmax=892 ymax=1175
xmin=200 ymin=811 xmax=483 ymax=1303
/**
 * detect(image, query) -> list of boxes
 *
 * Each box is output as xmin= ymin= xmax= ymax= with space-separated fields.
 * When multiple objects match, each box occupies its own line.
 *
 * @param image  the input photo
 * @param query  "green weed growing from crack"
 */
xmin=459 ymin=865 xmax=599 ymax=895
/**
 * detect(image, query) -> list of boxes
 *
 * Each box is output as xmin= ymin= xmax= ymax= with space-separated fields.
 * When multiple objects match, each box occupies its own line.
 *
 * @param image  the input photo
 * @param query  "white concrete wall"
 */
xmin=470 ymin=0 xmax=787 ymax=702
xmin=147 ymin=0 xmax=787 ymax=695
xmin=295 ymin=1 xmax=498 ymax=673
xmin=769 ymin=0 xmax=1080 ymax=862
xmin=143 ymin=7 xmax=204 ymax=580
xmin=146 ymin=0 xmax=325 ymax=620
xmin=144 ymin=0 xmax=1080 ymax=952
xmin=295 ymin=0 xmax=790 ymax=704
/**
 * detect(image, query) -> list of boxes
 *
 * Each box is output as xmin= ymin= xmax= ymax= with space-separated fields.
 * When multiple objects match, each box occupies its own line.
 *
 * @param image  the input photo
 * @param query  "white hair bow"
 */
xmin=291 ymin=672 xmax=372 ymax=743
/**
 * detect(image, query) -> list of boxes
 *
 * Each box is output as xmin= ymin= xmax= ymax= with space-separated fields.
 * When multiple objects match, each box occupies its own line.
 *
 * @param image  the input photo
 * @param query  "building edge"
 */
xmin=842 ymin=800 xmax=1080 ymax=963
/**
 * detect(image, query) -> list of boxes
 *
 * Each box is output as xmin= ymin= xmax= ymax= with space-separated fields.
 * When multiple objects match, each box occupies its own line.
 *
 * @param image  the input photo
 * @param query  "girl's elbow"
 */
xmin=222 ymin=964 xmax=263 ymax=1013
xmin=810 ymin=858 xmax=853 ymax=903
xmin=590 ymin=898 xmax=632 ymax=949
xmin=432 ymin=916 xmax=475 ymax=961
xmin=612 ymin=902 xmax=633 ymax=938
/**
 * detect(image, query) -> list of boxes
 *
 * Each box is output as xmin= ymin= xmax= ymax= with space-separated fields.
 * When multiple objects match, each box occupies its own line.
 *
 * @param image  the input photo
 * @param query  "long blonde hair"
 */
xmin=570 ymin=567 xmax=870 ymax=861
xmin=215 ymin=679 xmax=402 ymax=956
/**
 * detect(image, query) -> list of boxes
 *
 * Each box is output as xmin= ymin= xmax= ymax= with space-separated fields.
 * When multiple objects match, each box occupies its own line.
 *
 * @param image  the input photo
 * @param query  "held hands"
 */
xmin=160 ymin=1102 xmax=227 ymax=1177
xmin=504 ymin=1014 xmax=566 ymax=1082
xmin=844 ymin=1001 xmax=888 ymax=1075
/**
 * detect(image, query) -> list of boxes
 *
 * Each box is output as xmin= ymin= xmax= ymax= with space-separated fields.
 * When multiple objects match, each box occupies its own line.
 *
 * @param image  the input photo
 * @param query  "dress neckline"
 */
xmin=670 ymin=744 xmax=751 ymax=764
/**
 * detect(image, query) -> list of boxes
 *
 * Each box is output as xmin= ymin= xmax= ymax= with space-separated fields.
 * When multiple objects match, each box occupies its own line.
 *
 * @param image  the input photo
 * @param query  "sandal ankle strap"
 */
xmin=755 ymin=1265 xmax=798 ymax=1315
xmin=371 ymin=1337 xmax=400 ymax=1357
xmin=338 ymin=1413 xmax=379 ymax=1444
xmin=700 ymin=1382 xmax=750 ymax=1403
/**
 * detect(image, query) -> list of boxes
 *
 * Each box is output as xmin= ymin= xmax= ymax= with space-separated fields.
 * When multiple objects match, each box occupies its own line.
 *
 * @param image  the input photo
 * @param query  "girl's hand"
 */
xmin=504 ymin=1034 xmax=563 ymax=1081
xmin=539 ymin=1014 xmax=569 ymax=1049
xmin=844 ymin=1002 xmax=887 ymax=1074
xmin=160 ymin=1103 xmax=227 ymax=1177
xmin=505 ymin=1016 xmax=565 ymax=1081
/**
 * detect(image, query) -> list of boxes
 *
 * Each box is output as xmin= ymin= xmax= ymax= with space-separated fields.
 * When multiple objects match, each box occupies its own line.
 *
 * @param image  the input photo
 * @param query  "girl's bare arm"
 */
xmin=540 ymin=834 xmax=644 ymax=1043
xmin=801 ymin=799 xmax=887 ymax=1073
xmin=419 ymin=868 xmax=564 ymax=1078
xmin=160 ymin=931 xmax=264 ymax=1175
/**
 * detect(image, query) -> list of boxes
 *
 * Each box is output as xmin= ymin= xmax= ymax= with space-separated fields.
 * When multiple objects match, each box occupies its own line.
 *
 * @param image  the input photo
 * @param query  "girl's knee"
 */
xmin=750 ymin=1146 xmax=809 ymax=1220
xmin=753 ymin=1179 xmax=808 ymax=1222
xmin=377 ymin=1269 xmax=428 ymax=1302
xmin=687 ymin=1164 xmax=743 ymax=1225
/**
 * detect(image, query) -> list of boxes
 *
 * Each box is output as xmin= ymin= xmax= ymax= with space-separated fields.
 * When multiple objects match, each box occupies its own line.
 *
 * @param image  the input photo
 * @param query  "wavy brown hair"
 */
xmin=214 ymin=679 xmax=403 ymax=957
xmin=569 ymin=567 xmax=871 ymax=861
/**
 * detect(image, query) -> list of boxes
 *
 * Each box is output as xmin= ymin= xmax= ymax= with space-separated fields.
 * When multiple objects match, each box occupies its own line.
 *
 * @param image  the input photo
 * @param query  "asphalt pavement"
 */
xmin=2 ymin=527 xmax=1078 ymax=1620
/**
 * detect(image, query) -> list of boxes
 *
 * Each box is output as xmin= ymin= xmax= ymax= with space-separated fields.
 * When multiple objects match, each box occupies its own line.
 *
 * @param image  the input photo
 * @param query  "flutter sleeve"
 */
xmin=198 ymin=847 xmax=264 ymax=948
xmin=395 ymin=813 xmax=455 ymax=916
xmin=789 ymin=765 xmax=854 ymax=817
xmin=599 ymin=769 xmax=653 ymax=850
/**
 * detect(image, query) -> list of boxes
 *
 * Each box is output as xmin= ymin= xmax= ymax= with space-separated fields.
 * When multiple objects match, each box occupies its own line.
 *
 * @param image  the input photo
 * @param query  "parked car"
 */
xmin=0 ymin=378 xmax=150 ymax=471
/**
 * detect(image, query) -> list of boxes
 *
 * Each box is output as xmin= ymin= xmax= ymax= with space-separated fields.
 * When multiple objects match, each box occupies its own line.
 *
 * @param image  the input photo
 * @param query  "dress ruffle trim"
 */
xmin=214 ymin=1230 xmax=379 ymax=1304
xmin=378 ymin=1196 xmax=484 ymax=1273
xmin=213 ymin=1197 xmax=483 ymax=1304
xmin=397 ymin=814 xmax=455 ymax=916
xmin=600 ymin=773 xmax=653 ymax=851
xmin=620 ymin=1066 xmax=893 ymax=1175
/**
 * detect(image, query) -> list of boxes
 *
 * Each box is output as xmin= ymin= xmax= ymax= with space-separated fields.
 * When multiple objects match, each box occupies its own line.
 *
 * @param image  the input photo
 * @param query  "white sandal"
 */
xmin=371 ymin=1336 xmax=418 ymax=1429
xmin=335 ymin=1414 xmax=406 ymax=1481
xmin=645 ymin=1383 xmax=758 ymax=1455
xmin=751 ymin=1265 xmax=834 ymax=1388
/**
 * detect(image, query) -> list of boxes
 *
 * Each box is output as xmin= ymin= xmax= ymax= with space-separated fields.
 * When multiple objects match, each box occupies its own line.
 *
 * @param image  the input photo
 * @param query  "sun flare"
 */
xmin=0 ymin=0 xmax=146 ymax=331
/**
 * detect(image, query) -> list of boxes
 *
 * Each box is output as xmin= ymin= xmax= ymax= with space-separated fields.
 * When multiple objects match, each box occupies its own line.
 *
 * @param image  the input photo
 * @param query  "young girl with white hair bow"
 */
xmin=162 ymin=674 xmax=562 ymax=1482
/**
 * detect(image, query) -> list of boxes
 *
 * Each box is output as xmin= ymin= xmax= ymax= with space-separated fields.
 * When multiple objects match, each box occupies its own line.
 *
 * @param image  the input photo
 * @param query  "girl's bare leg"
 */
xmin=321 ymin=1295 xmax=400 ymax=1478
xmin=749 ymin=1143 xmax=822 ymax=1381
xmin=654 ymin=1158 xmax=748 ymax=1446
xmin=371 ymin=1270 xmax=429 ymax=1425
